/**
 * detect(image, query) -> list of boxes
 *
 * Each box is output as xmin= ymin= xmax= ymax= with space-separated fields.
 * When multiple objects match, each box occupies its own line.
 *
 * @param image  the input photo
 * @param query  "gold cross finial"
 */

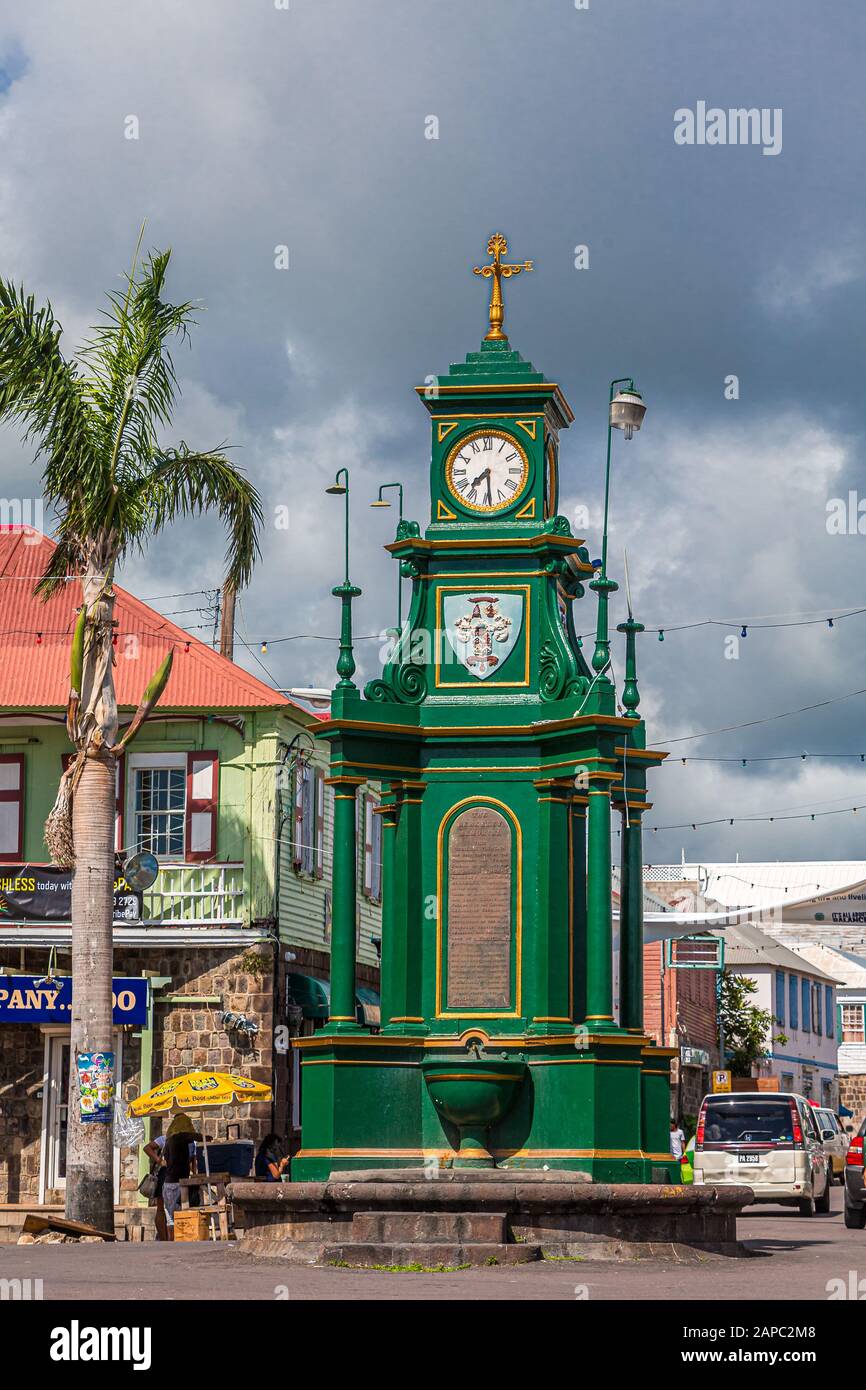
xmin=473 ymin=233 xmax=533 ymax=341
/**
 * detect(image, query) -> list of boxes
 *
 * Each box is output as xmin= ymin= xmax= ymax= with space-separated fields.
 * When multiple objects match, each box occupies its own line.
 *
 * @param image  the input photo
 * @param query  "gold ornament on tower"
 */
xmin=473 ymin=233 xmax=533 ymax=341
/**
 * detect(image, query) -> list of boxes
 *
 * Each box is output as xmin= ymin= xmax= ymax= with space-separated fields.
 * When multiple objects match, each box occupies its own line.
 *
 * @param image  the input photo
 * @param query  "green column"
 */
xmin=585 ymin=774 xmax=615 ymax=1027
xmin=530 ymin=782 xmax=571 ymax=1032
xmin=570 ymin=803 xmax=587 ymax=1025
xmin=395 ymin=782 xmax=427 ymax=1033
xmin=619 ymin=808 xmax=644 ymax=1032
xmin=324 ymin=777 xmax=360 ymax=1033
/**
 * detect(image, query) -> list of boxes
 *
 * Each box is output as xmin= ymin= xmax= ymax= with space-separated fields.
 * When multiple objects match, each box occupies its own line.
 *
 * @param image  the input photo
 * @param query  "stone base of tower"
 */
xmin=289 ymin=1030 xmax=682 ymax=1185
xmin=230 ymin=1167 xmax=752 ymax=1265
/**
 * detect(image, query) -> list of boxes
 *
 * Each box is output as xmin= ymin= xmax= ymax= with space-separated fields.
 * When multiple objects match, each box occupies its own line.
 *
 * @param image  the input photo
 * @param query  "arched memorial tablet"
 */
xmin=446 ymin=804 xmax=512 ymax=1009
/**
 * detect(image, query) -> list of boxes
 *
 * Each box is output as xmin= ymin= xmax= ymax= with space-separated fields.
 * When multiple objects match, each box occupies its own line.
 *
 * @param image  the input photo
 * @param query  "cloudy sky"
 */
xmin=0 ymin=0 xmax=864 ymax=865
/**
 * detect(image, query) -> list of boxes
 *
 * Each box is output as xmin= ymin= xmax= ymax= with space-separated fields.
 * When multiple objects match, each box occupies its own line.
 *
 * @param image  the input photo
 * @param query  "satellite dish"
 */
xmin=123 ymin=851 xmax=159 ymax=891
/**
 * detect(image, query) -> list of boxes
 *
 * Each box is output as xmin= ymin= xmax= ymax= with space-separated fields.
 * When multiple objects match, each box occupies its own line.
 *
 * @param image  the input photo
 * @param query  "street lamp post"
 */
xmin=325 ymin=468 xmax=361 ymax=691
xmin=591 ymin=379 xmax=646 ymax=677
xmin=370 ymin=482 xmax=404 ymax=634
xmin=324 ymin=468 xmax=362 ymax=1035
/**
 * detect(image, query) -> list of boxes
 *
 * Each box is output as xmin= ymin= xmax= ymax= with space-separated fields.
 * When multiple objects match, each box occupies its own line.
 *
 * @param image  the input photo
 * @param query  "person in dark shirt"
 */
xmin=161 ymin=1115 xmax=202 ymax=1238
xmin=255 ymin=1132 xmax=288 ymax=1181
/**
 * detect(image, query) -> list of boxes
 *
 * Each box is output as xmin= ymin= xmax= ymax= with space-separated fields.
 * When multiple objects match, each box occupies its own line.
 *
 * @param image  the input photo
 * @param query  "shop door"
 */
xmin=45 ymin=1034 xmax=70 ymax=1192
xmin=42 ymin=1031 xmax=124 ymax=1202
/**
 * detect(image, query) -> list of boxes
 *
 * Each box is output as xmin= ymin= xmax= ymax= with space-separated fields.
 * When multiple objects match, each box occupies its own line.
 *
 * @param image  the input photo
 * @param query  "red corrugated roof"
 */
xmin=0 ymin=527 xmax=293 ymax=711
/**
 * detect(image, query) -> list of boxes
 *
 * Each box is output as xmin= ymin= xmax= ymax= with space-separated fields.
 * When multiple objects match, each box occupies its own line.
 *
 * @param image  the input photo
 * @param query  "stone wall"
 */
xmin=840 ymin=1073 xmax=866 ymax=1133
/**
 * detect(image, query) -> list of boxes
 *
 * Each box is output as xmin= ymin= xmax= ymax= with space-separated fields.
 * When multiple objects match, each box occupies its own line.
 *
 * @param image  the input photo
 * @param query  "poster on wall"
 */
xmin=0 ymin=866 xmax=141 ymax=922
xmin=76 ymin=1051 xmax=115 ymax=1124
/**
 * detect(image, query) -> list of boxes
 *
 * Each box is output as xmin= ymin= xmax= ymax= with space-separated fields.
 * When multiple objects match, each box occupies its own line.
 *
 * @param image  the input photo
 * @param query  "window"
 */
xmin=0 ymin=754 xmax=24 ymax=861
xmin=842 ymin=1005 xmax=865 ymax=1044
xmin=134 ymin=767 xmax=185 ymax=858
xmin=362 ymin=791 xmax=383 ymax=902
xmin=702 ymin=1099 xmax=793 ymax=1145
xmin=781 ymin=1072 xmax=795 ymax=1092
xmin=825 ymin=985 xmax=834 ymax=1038
xmin=801 ymin=978 xmax=811 ymax=1033
xmin=291 ymin=762 xmax=324 ymax=878
xmin=775 ymin=971 xmax=786 ymax=1027
xmin=789 ymin=975 xmax=799 ymax=1030
xmin=812 ymin=983 xmax=822 ymax=1038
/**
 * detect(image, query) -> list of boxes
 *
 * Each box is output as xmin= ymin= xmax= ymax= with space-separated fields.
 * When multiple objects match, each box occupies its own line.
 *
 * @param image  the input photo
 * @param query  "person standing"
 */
xmin=669 ymin=1116 xmax=686 ymax=1161
xmin=142 ymin=1130 xmax=168 ymax=1241
xmin=161 ymin=1115 xmax=201 ymax=1239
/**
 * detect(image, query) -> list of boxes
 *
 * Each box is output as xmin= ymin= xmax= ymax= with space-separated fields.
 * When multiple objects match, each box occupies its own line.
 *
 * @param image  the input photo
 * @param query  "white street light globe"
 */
xmin=610 ymin=388 xmax=646 ymax=440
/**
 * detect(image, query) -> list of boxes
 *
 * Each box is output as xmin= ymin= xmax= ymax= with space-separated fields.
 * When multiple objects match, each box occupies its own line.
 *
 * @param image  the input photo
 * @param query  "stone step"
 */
xmin=322 ymin=1242 xmax=542 ymax=1269
xmin=351 ymin=1209 xmax=507 ymax=1244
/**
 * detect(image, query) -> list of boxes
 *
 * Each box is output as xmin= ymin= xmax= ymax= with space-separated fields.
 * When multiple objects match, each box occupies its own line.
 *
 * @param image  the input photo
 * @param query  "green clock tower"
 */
xmin=293 ymin=235 xmax=678 ymax=1182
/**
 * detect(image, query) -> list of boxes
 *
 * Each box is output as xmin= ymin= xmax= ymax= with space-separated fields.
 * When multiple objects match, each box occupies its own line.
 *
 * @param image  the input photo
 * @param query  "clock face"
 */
xmin=444 ymin=430 xmax=529 ymax=513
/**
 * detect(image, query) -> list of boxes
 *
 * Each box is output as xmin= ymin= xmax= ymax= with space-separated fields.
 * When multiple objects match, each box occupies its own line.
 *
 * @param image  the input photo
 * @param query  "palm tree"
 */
xmin=0 ymin=237 xmax=262 ymax=1231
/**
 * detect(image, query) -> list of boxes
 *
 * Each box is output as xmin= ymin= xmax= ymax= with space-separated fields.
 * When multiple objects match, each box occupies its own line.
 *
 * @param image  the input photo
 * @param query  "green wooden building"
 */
xmin=0 ymin=529 xmax=381 ymax=1215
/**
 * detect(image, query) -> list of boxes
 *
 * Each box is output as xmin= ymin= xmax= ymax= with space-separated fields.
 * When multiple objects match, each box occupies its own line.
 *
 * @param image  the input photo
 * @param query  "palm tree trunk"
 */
xmin=66 ymin=749 xmax=117 ymax=1229
xmin=64 ymin=549 xmax=119 ymax=1231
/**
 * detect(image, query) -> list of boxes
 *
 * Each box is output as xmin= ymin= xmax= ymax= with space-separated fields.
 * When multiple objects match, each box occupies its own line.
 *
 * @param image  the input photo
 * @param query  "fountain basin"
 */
xmin=421 ymin=1056 xmax=526 ymax=1167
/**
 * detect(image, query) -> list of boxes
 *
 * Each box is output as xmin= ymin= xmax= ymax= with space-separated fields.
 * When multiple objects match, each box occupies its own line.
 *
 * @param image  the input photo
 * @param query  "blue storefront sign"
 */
xmin=0 ymin=975 xmax=148 ymax=1025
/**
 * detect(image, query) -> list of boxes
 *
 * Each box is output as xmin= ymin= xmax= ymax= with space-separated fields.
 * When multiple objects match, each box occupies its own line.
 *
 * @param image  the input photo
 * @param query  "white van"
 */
xmin=692 ymin=1091 xmax=831 ymax=1217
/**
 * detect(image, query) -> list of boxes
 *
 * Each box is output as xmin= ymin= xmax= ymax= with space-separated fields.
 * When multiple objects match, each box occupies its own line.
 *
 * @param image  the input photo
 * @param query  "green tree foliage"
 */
xmin=718 ymin=970 xmax=787 ymax=1076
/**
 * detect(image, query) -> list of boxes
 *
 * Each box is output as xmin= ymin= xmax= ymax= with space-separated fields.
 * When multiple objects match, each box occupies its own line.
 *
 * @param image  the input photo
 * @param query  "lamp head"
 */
xmin=610 ymin=387 xmax=646 ymax=441
xmin=325 ymin=483 xmax=347 ymax=495
xmin=370 ymin=499 xmax=391 ymax=508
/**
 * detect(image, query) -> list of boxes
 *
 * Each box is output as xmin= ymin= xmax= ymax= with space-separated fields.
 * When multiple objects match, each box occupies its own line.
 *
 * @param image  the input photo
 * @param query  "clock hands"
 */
xmin=471 ymin=467 xmax=492 ymax=507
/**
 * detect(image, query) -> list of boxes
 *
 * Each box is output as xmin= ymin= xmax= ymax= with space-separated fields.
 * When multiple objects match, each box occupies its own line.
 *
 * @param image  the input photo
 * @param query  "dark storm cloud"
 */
xmin=0 ymin=0 xmax=863 ymax=860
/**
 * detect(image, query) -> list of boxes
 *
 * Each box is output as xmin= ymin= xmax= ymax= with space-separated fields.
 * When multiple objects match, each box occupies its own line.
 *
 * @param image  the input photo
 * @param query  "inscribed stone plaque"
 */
xmin=446 ymin=805 xmax=512 ymax=1009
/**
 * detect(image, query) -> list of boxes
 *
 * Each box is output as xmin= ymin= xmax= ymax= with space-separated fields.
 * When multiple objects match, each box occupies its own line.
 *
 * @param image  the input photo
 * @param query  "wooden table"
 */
xmin=178 ymin=1172 xmax=232 ymax=1241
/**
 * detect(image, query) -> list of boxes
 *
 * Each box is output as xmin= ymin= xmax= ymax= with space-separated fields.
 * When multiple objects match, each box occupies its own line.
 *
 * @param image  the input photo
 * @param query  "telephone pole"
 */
xmin=219 ymin=580 xmax=236 ymax=661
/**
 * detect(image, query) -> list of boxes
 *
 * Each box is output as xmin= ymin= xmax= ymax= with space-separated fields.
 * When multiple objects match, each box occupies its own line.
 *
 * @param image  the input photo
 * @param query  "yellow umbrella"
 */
xmin=129 ymin=1070 xmax=272 ymax=1117
xmin=130 ymin=1071 xmax=273 ymax=1236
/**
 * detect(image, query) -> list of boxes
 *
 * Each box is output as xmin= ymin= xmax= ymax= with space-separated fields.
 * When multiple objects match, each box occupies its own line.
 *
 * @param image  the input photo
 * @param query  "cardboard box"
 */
xmin=173 ymin=1210 xmax=209 ymax=1242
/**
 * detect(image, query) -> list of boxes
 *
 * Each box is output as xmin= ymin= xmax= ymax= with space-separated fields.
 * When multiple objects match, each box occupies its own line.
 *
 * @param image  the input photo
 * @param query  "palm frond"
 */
xmin=0 ymin=280 xmax=99 ymax=500
xmin=34 ymin=534 xmax=83 ymax=599
xmin=128 ymin=445 xmax=263 ymax=590
xmin=78 ymin=246 xmax=198 ymax=508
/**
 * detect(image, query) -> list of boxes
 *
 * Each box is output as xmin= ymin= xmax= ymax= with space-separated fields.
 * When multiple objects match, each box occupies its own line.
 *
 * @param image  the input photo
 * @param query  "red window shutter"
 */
xmin=115 ymin=751 xmax=126 ymax=854
xmin=314 ymin=769 xmax=325 ymax=879
xmin=0 ymin=754 xmax=25 ymax=862
xmin=185 ymin=751 xmax=218 ymax=862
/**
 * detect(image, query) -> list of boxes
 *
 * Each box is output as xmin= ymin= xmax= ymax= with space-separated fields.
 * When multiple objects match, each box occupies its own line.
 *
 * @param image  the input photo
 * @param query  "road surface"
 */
xmin=2 ymin=1184 xmax=862 ymax=1301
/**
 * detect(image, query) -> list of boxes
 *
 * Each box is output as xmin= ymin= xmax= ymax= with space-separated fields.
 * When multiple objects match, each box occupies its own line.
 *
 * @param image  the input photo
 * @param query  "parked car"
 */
xmin=814 ymin=1107 xmax=849 ymax=1181
xmin=680 ymin=1135 xmax=695 ymax=1185
xmin=843 ymin=1121 xmax=865 ymax=1230
xmin=692 ymin=1091 xmax=831 ymax=1216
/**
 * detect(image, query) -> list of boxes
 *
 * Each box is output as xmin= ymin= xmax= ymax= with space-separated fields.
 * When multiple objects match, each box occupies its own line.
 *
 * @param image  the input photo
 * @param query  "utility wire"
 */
xmin=655 ymin=686 xmax=866 ymax=745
